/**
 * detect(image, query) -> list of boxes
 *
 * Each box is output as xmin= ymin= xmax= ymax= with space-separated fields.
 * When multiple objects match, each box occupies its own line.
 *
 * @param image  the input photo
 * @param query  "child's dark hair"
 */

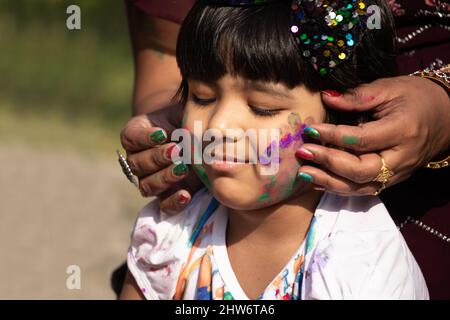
xmin=176 ymin=0 xmax=397 ymax=124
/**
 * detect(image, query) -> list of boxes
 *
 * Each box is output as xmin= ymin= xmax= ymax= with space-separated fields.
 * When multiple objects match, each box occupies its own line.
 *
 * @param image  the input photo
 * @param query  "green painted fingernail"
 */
xmin=304 ymin=127 xmax=320 ymax=139
xmin=150 ymin=129 xmax=167 ymax=144
xmin=298 ymin=172 xmax=314 ymax=183
xmin=342 ymin=135 xmax=358 ymax=145
xmin=173 ymin=162 xmax=189 ymax=176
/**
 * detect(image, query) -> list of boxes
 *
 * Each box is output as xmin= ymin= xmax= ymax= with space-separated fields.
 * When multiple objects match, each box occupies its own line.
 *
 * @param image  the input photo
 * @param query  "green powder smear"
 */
xmin=342 ymin=135 xmax=358 ymax=145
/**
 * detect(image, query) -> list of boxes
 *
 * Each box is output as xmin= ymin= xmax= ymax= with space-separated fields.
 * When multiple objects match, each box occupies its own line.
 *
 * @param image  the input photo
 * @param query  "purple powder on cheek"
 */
xmin=266 ymin=146 xmax=272 ymax=157
xmin=266 ymin=140 xmax=277 ymax=157
xmin=258 ymin=154 xmax=281 ymax=165
xmin=280 ymin=133 xmax=293 ymax=149
xmin=259 ymin=154 xmax=271 ymax=165
xmin=293 ymin=129 xmax=305 ymax=142
xmin=259 ymin=140 xmax=281 ymax=165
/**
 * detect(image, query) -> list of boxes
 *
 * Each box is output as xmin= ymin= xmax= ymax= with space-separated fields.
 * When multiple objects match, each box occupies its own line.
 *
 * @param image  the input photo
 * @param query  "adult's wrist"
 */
xmin=411 ymin=64 xmax=450 ymax=97
xmin=411 ymin=65 xmax=450 ymax=169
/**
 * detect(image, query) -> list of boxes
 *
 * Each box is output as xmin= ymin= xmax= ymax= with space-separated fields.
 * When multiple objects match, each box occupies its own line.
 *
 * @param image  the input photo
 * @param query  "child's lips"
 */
xmin=207 ymin=159 xmax=246 ymax=173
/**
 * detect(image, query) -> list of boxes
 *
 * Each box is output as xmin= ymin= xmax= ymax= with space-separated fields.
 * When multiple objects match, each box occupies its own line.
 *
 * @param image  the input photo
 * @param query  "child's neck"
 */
xmin=226 ymin=190 xmax=322 ymax=248
xmin=225 ymin=190 xmax=323 ymax=299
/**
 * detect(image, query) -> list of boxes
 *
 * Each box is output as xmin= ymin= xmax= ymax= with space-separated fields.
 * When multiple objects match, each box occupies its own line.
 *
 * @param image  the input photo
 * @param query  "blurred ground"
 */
xmin=0 ymin=1 xmax=149 ymax=298
xmin=0 ymin=110 xmax=148 ymax=299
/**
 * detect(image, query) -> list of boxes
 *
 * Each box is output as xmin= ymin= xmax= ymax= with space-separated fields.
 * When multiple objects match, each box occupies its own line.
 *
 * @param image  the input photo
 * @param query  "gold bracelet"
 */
xmin=411 ymin=64 xmax=450 ymax=94
xmin=411 ymin=64 xmax=450 ymax=169
xmin=424 ymin=154 xmax=450 ymax=169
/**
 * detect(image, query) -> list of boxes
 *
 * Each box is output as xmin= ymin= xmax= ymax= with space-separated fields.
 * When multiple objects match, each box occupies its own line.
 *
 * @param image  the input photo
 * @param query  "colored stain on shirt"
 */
xmin=173 ymin=210 xmax=309 ymax=300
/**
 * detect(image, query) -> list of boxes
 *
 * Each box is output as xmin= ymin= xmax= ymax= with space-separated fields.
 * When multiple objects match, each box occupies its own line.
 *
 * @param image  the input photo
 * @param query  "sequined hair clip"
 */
xmin=202 ymin=0 xmax=370 ymax=76
xmin=290 ymin=0 xmax=369 ymax=76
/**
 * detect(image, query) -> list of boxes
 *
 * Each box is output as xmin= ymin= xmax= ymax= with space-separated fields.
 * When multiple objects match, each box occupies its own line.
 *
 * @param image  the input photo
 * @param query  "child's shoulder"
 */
xmin=127 ymin=188 xmax=218 ymax=300
xmin=304 ymin=192 xmax=429 ymax=300
xmin=136 ymin=188 xmax=214 ymax=223
xmin=316 ymin=192 xmax=397 ymax=232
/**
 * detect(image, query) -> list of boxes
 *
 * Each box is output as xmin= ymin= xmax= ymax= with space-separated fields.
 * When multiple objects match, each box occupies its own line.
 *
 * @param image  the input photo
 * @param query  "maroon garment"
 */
xmin=131 ymin=0 xmax=450 ymax=299
xmin=132 ymin=0 xmax=195 ymax=24
xmin=393 ymin=0 xmax=450 ymax=74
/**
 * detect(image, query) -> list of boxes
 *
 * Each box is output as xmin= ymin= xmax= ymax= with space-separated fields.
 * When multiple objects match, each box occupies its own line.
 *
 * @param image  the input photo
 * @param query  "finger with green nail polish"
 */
xmin=303 ymin=127 xmax=320 ymax=139
xmin=150 ymin=129 xmax=167 ymax=144
xmin=173 ymin=162 xmax=189 ymax=177
xmin=298 ymin=172 xmax=314 ymax=183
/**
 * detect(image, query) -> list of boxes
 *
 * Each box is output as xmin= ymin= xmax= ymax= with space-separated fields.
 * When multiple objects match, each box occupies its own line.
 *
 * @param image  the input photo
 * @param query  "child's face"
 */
xmin=183 ymin=75 xmax=326 ymax=210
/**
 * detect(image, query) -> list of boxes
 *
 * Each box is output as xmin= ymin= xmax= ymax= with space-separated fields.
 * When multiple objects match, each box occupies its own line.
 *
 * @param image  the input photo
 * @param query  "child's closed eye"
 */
xmin=249 ymin=105 xmax=283 ymax=117
xmin=192 ymin=94 xmax=216 ymax=106
xmin=191 ymin=94 xmax=284 ymax=118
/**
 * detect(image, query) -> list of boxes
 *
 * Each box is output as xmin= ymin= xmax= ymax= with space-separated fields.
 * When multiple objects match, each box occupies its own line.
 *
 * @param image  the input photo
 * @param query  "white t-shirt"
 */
xmin=127 ymin=189 xmax=429 ymax=300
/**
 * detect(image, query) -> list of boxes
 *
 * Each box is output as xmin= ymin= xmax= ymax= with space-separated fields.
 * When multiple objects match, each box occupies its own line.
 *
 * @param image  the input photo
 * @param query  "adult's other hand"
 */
xmin=120 ymin=103 xmax=203 ymax=213
xmin=296 ymin=75 xmax=450 ymax=195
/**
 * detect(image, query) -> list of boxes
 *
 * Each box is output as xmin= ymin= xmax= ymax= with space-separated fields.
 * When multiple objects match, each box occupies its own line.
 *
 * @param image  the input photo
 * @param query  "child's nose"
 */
xmin=207 ymin=100 xmax=246 ymax=138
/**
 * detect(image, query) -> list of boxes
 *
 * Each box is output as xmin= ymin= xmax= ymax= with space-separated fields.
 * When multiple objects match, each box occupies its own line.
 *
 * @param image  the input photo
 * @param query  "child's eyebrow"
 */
xmin=247 ymin=82 xmax=294 ymax=99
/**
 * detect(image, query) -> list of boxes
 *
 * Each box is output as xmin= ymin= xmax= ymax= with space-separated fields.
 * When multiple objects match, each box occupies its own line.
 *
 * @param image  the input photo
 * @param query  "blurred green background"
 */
xmin=0 ymin=0 xmax=148 ymax=299
xmin=0 ymin=0 xmax=133 ymax=153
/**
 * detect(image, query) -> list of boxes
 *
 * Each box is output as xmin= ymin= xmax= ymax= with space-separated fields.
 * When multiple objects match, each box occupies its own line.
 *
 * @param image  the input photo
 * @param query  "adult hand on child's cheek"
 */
xmin=120 ymin=103 xmax=203 ymax=214
xmin=296 ymin=75 xmax=450 ymax=196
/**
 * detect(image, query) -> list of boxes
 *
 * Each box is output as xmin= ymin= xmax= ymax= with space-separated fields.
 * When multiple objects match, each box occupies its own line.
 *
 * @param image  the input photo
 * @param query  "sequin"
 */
xmin=296 ymin=10 xmax=305 ymax=19
xmin=287 ymin=0 xmax=369 ymax=76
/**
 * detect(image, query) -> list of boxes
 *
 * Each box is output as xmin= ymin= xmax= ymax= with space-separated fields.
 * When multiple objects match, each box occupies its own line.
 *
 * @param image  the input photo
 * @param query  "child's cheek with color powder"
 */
xmin=181 ymin=109 xmax=212 ymax=190
xmin=256 ymin=112 xmax=310 ymax=207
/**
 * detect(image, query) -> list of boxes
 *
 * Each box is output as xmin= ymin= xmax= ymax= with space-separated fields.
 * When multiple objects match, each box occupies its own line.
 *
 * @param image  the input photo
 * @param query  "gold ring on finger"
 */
xmin=372 ymin=156 xmax=394 ymax=184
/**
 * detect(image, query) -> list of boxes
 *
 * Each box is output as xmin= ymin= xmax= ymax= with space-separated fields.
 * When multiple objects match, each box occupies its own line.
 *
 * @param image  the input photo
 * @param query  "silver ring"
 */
xmin=116 ymin=149 xmax=139 ymax=188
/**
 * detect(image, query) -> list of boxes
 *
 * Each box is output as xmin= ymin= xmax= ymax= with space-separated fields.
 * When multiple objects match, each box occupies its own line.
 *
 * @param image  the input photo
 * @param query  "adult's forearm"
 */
xmin=125 ymin=0 xmax=182 ymax=116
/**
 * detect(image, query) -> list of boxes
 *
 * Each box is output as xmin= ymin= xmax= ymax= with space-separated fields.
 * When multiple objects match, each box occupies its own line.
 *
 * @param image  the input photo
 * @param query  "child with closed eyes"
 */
xmin=120 ymin=0 xmax=429 ymax=300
